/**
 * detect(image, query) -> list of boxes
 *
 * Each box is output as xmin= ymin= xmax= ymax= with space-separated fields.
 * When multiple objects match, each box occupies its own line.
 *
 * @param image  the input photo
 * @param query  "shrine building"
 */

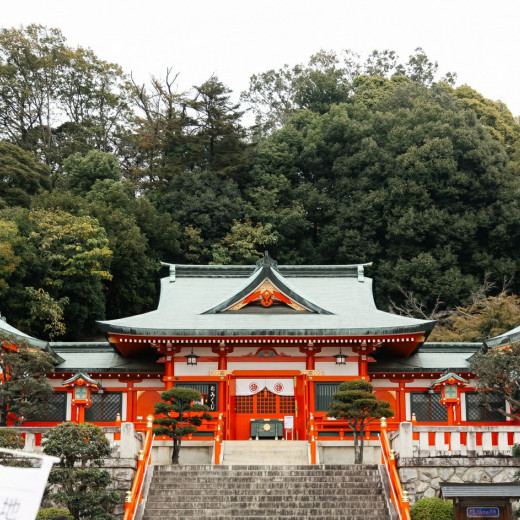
xmin=1 ymin=253 xmax=511 ymax=437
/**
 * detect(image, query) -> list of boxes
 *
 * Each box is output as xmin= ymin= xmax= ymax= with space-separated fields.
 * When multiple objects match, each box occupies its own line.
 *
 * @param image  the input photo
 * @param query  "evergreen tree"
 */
xmin=326 ymin=380 xmax=394 ymax=464
xmin=153 ymin=387 xmax=213 ymax=464
xmin=43 ymin=422 xmax=119 ymax=520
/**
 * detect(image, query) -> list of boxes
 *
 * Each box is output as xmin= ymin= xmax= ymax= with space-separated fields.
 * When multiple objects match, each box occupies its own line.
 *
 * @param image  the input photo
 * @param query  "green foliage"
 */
xmin=431 ymin=292 xmax=520 ymax=342
xmin=154 ymin=387 xmax=213 ymax=464
xmin=42 ymin=422 xmax=119 ymax=520
xmin=0 ymin=219 xmax=20 ymax=297
xmin=156 ymin=170 xmax=245 ymax=256
xmin=410 ymin=497 xmax=453 ymax=520
xmin=63 ymin=151 xmax=121 ymax=195
xmin=249 ymin=77 xmax=520 ymax=310
xmin=470 ymin=341 xmax=520 ymax=419
xmin=36 ymin=508 xmax=72 ymax=520
xmin=0 ymin=427 xmax=26 ymax=466
xmin=0 ymin=427 xmax=25 ymax=449
xmin=0 ymin=24 xmax=130 ymax=172
xmin=210 ymin=219 xmax=278 ymax=264
xmin=0 ymin=141 xmax=51 ymax=208
xmin=1 ymin=35 xmax=520 ymax=334
xmin=326 ymin=380 xmax=394 ymax=463
xmin=0 ymin=335 xmax=55 ymax=426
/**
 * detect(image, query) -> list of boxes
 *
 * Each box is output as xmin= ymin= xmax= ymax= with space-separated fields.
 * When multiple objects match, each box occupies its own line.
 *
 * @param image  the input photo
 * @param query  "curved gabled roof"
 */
xmin=97 ymin=256 xmax=436 ymax=340
xmin=202 ymin=253 xmax=333 ymax=314
xmin=0 ymin=315 xmax=48 ymax=349
xmin=483 ymin=324 xmax=520 ymax=350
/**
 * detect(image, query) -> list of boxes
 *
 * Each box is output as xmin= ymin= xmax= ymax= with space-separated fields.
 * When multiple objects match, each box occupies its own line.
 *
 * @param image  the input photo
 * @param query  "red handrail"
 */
xmin=214 ymin=413 xmax=224 ymax=465
xmin=123 ymin=415 xmax=155 ymax=520
xmin=379 ymin=418 xmax=411 ymax=520
xmin=309 ymin=413 xmax=317 ymax=464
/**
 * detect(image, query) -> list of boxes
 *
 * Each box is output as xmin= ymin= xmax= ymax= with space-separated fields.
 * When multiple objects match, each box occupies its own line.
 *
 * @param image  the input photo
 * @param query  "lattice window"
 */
xmin=85 ymin=392 xmax=122 ymax=422
xmin=466 ymin=392 xmax=505 ymax=422
xmin=174 ymin=383 xmax=218 ymax=411
xmin=410 ymin=392 xmax=447 ymax=422
xmin=29 ymin=392 xmax=67 ymax=422
xmin=257 ymin=390 xmax=277 ymax=413
xmin=278 ymin=395 xmax=295 ymax=414
xmin=235 ymin=395 xmax=253 ymax=414
xmin=315 ymin=383 xmax=340 ymax=411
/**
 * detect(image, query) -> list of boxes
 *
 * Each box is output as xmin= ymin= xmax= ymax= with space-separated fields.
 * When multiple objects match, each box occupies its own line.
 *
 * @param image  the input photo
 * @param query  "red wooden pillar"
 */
xmin=163 ymin=341 xmax=175 ymax=390
xmin=217 ymin=341 xmax=228 ymax=414
xmin=126 ymin=383 xmax=134 ymax=422
xmin=306 ymin=343 xmax=315 ymax=370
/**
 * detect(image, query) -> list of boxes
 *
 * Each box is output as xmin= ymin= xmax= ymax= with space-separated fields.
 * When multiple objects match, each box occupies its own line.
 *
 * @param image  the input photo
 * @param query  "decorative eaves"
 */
xmin=202 ymin=252 xmax=334 ymax=315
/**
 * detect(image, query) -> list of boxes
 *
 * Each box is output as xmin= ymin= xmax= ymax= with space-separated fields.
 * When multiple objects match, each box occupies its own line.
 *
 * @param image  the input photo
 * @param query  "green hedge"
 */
xmin=36 ymin=508 xmax=72 ymax=520
xmin=411 ymin=497 xmax=453 ymax=520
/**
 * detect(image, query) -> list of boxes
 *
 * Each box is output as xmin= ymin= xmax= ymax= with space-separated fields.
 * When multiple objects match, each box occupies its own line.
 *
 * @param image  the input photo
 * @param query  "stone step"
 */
xmin=148 ymin=476 xmax=382 ymax=484
xmin=146 ymin=501 xmax=387 ymax=509
xmin=221 ymin=440 xmax=309 ymax=465
xmin=142 ymin=463 xmax=391 ymax=520
xmin=153 ymin=467 xmax=380 ymax=474
xmin=148 ymin=484 xmax=381 ymax=494
xmin=154 ymin=464 xmax=378 ymax=474
xmin=144 ymin=516 xmax=384 ymax=520
xmin=148 ymin=491 xmax=382 ymax=498
xmin=144 ymin=509 xmax=389 ymax=519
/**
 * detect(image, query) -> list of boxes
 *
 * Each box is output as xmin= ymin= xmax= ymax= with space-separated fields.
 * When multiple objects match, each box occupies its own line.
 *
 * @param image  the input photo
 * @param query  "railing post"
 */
xmin=380 ymin=418 xmax=411 ymax=520
xmin=402 ymin=490 xmax=410 ymax=517
xmin=122 ymin=414 xmax=154 ymax=520
xmin=309 ymin=413 xmax=317 ymax=465
xmin=214 ymin=413 xmax=223 ymax=465
xmin=398 ymin=422 xmax=414 ymax=459
xmin=124 ymin=491 xmax=132 ymax=514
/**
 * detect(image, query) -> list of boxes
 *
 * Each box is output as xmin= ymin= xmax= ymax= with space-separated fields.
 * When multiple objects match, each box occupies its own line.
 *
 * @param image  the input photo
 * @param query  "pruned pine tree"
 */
xmin=326 ymin=380 xmax=394 ymax=464
xmin=470 ymin=341 xmax=520 ymax=420
xmin=153 ymin=387 xmax=213 ymax=464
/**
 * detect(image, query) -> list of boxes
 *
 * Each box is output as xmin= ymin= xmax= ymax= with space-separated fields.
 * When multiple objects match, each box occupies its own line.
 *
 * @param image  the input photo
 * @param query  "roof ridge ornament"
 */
xmin=256 ymin=251 xmax=278 ymax=270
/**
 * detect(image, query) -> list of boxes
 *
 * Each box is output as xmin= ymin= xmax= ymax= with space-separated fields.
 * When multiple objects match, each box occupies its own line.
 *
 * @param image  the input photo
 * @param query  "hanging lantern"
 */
xmin=186 ymin=347 xmax=199 ymax=366
xmin=333 ymin=346 xmax=346 ymax=365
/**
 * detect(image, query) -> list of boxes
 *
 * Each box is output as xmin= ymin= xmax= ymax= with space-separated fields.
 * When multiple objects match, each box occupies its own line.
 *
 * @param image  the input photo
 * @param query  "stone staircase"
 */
xmin=142 ymin=464 xmax=393 ymax=520
xmin=221 ymin=440 xmax=308 ymax=465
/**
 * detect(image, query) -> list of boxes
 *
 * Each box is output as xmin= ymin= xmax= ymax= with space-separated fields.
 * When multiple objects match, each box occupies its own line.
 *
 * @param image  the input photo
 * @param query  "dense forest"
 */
xmin=1 ymin=25 xmax=520 ymax=341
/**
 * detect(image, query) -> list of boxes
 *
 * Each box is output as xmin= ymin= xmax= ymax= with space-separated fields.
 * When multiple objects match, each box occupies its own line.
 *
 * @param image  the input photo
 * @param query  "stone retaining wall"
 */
xmin=398 ymin=456 xmax=520 ymax=504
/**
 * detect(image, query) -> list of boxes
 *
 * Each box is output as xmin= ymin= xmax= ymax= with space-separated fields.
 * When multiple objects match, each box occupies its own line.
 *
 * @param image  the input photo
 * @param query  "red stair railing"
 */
xmin=123 ymin=415 xmax=155 ymax=520
xmin=214 ymin=413 xmax=224 ymax=465
xmin=379 ymin=417 xmax=411 ymax=520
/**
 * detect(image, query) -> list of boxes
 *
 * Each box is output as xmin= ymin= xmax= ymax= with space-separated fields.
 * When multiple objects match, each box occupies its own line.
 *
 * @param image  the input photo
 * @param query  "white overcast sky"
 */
xmin=2 ymin=0 xmax=520 ymax=116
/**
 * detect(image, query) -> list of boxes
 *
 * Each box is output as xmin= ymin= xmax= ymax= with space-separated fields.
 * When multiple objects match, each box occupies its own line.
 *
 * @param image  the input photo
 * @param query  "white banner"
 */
xmin=0 ymin=450 xmax=59 ymax=520
xmin=236 ymin=379 xmax=294 ymax=396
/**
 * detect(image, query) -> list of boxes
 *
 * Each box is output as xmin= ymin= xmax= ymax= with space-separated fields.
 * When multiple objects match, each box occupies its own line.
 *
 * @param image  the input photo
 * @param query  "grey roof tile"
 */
xmin=97 ymin=264 xmax=435 ymax=337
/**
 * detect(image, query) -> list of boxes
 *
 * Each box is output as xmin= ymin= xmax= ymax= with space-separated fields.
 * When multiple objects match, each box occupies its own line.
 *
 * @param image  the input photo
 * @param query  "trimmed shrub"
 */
xmin=411 ymin=497 xmax=454 ymax=520
xmin=0 ymin=428 xmax=25 ymax=450
xmin=42 ymin=422 xmax=119 ymax=520
xmin=36 ymin=508 xmax=72 ymax=519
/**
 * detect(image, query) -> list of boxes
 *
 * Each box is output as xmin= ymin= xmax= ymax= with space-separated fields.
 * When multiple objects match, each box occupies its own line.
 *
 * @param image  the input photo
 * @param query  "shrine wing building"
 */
xmin=2 ymin=254 xmax=506 ymax=436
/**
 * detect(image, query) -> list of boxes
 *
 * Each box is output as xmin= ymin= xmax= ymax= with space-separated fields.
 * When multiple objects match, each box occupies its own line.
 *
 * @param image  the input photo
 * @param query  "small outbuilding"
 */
xmin=440 ymin=483 xmax=520 ymax=520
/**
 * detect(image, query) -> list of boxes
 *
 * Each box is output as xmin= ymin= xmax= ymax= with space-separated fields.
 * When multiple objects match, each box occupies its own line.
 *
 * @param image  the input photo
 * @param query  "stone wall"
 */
xmin=398 ymin=456 xmax=520 ymax=504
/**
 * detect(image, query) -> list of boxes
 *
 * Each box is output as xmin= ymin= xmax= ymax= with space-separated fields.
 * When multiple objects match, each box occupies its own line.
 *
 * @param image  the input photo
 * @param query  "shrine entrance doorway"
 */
xmin=231 ymin=377 xmax=301 ymax=440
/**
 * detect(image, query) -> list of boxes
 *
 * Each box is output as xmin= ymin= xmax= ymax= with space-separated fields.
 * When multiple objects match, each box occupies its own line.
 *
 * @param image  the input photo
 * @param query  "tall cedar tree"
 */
xmin=153 ymin=387 xmax=213 ymax=464
xmin=0 ymin=334 xmax=55 ymax=426
xmin=326 ymin=380 xmax=394 ymax=464
xmin=470 ymin=341 xmax=520 ymax=420
xmin=43 ymin=422 xmax=120 ymax=520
